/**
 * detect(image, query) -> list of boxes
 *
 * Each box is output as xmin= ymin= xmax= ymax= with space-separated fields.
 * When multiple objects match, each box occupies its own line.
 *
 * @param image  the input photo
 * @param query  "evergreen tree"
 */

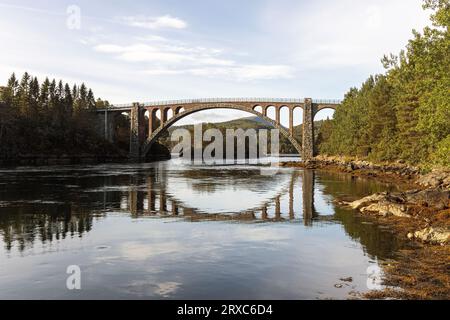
xmin=17 ymin=72 xmax=31 ymax=116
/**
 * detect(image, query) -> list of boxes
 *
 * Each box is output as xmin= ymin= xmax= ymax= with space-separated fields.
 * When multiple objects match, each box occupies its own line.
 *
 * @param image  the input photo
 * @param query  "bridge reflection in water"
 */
xmin=0 ymin=165 xmax=404 ymax=261
xmin=124 ymin=169 xmax=318 ymax=226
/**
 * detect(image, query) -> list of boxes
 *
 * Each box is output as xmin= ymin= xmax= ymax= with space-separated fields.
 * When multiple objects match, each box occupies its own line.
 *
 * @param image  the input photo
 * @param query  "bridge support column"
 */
xmin=148 ymin=108 xmax=156 ymax=136
xmin=289 ymin=107 xmax=294 ymax=136
xmin=276 ymin=108 xmax=280 ymax=125
xmin=130 ymin=103 xmax=144 ymax=161
xmin=302 ymin=98 xmax=314 ymax=161
xmin=160 ymin=107 xmax=167 ymax=126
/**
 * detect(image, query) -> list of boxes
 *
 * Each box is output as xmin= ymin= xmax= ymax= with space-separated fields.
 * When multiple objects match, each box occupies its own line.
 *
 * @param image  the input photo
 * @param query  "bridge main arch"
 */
xmin=141 ymin=103 xmax=303 ymax=158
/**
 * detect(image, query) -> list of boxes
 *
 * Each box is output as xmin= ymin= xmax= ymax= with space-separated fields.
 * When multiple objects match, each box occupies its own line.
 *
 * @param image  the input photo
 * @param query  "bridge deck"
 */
xmin=96 ymin=98 xmax=341 ymax=112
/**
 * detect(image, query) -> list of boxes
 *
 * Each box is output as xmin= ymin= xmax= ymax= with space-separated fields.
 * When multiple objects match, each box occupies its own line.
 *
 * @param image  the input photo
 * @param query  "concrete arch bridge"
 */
xmin=96 ymin=98 xmax=341 ymax=161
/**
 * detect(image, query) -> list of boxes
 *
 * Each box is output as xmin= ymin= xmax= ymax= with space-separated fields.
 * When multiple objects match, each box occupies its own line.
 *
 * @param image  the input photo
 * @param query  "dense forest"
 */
xmin=317 ymin=0 xmax=449 ymax=168
xmin=0 ymin=72 xmax=120 ymax=161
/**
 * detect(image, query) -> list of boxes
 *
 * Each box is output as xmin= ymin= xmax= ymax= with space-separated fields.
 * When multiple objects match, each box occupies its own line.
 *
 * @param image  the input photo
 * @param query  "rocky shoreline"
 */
xmin=341 ymin=189 xmax=449 ymax=245
xmin=282 ymin=155 xmax=450 ymax=299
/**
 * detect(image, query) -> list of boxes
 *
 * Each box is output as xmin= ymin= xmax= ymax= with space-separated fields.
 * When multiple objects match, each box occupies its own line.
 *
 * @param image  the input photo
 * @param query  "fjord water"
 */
xmin=0 ymin=158 xmax=403 ymax=299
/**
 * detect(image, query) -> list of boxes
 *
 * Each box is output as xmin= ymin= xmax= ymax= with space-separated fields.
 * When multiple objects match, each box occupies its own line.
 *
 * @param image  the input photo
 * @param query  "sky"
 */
xmin=0 ymin=0 xmax=431 ymax=125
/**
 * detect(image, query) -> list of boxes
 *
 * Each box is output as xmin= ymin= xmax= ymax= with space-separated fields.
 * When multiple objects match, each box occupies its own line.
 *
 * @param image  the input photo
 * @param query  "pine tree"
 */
xmin=2 ymin=73 xmax=18 ymax=107
xmin=39 ymin=78 xmax=51 ymax=115
xmin=64 ymin=83 xmax=73 ymax=116
xmin=87 ymin=89 xmax=95 ymax=110
xmin=17 ymin=72 xmax=31 ymax=116
xmin=29 ymin=77 xmax=40 ymax=116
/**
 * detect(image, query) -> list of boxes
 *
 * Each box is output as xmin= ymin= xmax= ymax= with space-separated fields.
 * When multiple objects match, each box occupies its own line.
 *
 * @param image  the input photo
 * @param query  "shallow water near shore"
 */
xmin=0 ymin=157 xmax=405 ymax=299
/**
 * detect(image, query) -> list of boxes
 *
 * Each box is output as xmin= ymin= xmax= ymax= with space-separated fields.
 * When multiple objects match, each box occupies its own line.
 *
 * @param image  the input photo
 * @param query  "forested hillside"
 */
xmin=317 ymin=0 xmax=449 ymax=168
xmin=0 ymin=72 xmax=120 ymax=161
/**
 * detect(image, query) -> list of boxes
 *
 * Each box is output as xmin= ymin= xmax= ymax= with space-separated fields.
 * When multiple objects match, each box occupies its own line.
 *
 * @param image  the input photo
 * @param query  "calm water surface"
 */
xmin=0 ymin=158 xmax=405 ymax=299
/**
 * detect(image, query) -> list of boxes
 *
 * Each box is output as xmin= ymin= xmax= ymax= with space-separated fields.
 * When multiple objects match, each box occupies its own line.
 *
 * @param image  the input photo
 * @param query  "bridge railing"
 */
xmin=312 ymin=99 xmax=342 ymax=104
xmin=107 ymin=98 xmax=342 ymax=109
xmin=140 ymin=98 xmax=308 ymax=106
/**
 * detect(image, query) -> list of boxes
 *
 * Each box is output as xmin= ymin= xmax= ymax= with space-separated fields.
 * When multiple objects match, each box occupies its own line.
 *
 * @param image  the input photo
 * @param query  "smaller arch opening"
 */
xmin=253 ymin=105 xmax=263 ymax=114
xmin=167 ymin=109 xmax=174 ymax=120
xmin=266 ymin=106 xmax=276 ymax=121
xmin=279 ymin=106 xmax=289 ymax=129
xmin=292 ymin=106 xmax=304 ymax=142
xmin=155 ymin=109 xmax=162 ymax=120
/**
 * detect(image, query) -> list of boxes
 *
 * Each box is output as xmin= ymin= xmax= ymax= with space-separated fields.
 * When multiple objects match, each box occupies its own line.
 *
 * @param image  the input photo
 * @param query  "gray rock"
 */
xmin=348 ymin=193 xmax=387 ymax=210
xmin=417 ymin=171 xmax=449 ymax=188
xmin=404 ymin=189 xmax=449 ymax=210
xmin=413 ymin=227 xmax=450 ymax=245
xmin=361 ymin=201 xmax=411 ymax=218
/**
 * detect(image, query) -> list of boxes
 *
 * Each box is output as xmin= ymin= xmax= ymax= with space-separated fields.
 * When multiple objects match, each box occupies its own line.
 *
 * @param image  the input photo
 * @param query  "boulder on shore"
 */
xmin=348 ymin=193 xmax=387 ymax=210
xmin=361 ymin=201 xmax=411 ymax=218
xmin=417 ymin=170 xmax=450 ymax=189
xmin=413 ymin=227 xmax=450 ymax=245
xmin=404 ymin=189 xmax=449 ymax=210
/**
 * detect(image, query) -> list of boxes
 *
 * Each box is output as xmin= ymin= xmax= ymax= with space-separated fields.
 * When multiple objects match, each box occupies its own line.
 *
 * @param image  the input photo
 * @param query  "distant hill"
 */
xmin=158 ymin=116 xmax=331 ymax=155
xmin=170 ymin=116 xmax=273 ymax=130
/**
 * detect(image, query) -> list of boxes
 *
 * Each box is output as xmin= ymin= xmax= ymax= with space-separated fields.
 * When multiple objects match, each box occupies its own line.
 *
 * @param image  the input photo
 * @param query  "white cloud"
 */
xmin=183 ymin=65 xmax=293 ymax=81
xmin=94 ymin=41 xmax=293 ymax=81
xmin=143 ymin=65 xmax=293 ymax=81
xmin=94 ymin=43 xmax=233 ymax=65
xmin=135 ymin=35 xmax=169 ymax=42
xmin=121 ymin=15 xmax=187 ymax=30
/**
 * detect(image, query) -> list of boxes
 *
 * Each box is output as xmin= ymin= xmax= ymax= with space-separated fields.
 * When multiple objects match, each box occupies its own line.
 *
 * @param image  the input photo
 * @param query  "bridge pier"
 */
xmin=302 ymin=98 xmax=315 ymax=161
